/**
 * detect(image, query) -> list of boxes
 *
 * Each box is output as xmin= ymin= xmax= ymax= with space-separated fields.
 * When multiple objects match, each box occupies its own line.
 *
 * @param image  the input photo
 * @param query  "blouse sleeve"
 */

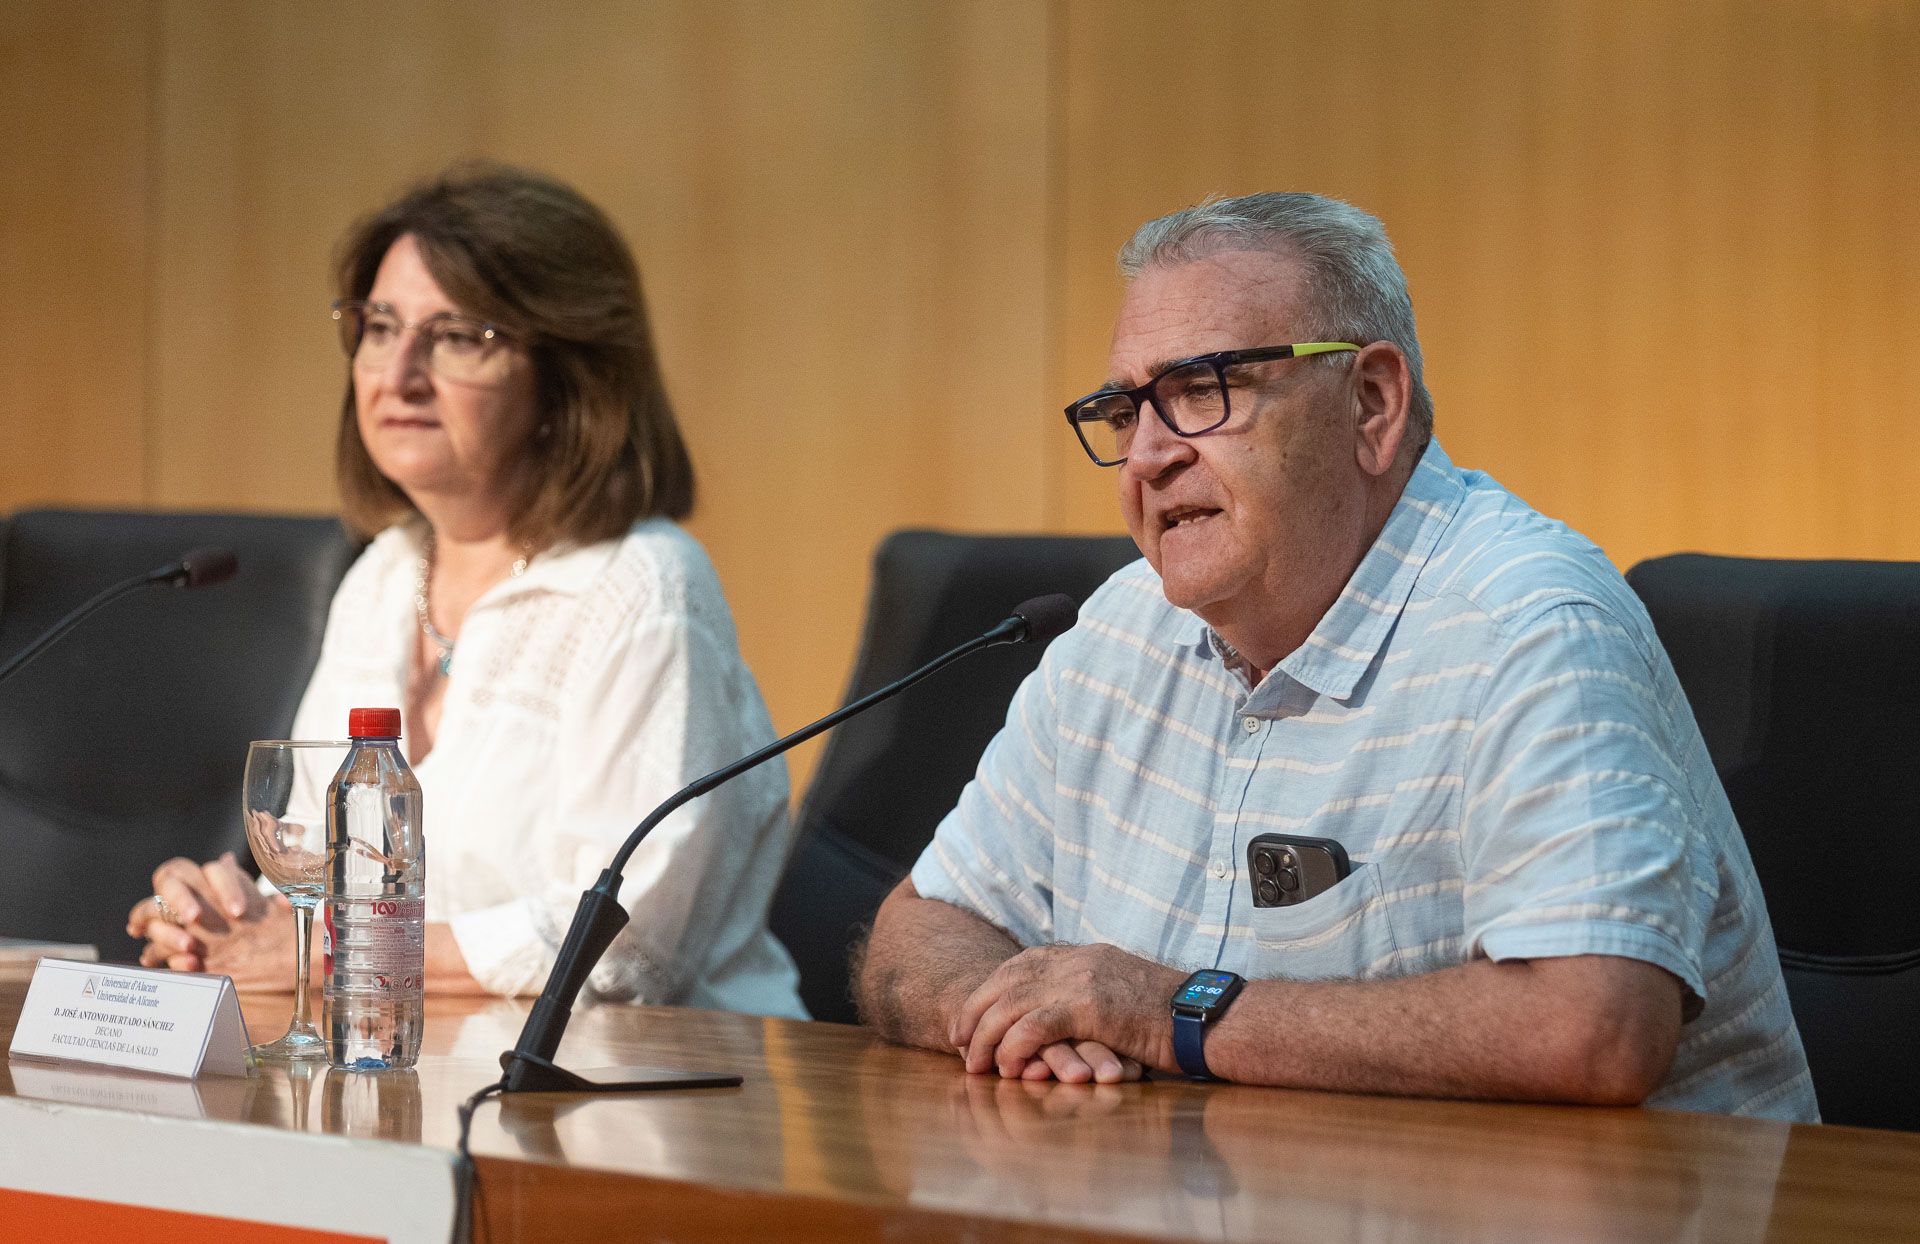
xmin=447 ymin=542 xmax=789 ymax=1003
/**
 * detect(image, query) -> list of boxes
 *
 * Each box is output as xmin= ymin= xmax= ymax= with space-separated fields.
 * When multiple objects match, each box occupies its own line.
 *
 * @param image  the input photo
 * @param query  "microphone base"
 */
xmin=499 ymin=1050 xmax=742 ymax=1095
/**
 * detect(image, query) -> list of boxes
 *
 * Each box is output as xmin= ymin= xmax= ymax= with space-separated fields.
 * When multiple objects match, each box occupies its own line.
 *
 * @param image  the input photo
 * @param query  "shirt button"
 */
xmin=1211 ymin=860 xmax=1228 ymax=879
xmin=1242 ymin=715 xmax=1260 ymax=734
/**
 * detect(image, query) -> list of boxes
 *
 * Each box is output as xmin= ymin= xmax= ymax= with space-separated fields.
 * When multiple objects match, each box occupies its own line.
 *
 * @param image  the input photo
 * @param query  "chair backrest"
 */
xmin=769 ymin=529 xmax=1141 ymax=1023
xmin=0 ymin=509 xmax=358 ymax=961
xmin=1626 ymin=553 xmax=1920 ymax=1130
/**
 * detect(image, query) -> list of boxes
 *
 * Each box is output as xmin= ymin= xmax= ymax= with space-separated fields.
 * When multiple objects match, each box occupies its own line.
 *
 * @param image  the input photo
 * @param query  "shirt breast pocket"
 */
xmin=1243 ymin=863 xmax=1400 ymax=981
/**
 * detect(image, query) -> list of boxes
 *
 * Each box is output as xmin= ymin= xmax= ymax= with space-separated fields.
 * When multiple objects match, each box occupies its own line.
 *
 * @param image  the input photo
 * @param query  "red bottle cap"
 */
xmin=348 ymin=707 xmax=403 ymax=738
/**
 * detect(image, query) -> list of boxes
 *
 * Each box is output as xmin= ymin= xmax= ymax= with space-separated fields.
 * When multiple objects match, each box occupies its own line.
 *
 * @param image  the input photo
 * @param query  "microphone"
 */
xmin=498 ymin=593 xmax=1079 ymax=1094
xmin=0 ymin=546 xmax=240 ymax=687
xmin=169 ymin=547 xmax=240 ymax=590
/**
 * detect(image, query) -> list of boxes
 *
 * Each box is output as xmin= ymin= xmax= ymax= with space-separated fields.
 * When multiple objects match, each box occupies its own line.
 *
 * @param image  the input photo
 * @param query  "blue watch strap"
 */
xmin=1172 ymin=1009 xmax=1213 ymax=1080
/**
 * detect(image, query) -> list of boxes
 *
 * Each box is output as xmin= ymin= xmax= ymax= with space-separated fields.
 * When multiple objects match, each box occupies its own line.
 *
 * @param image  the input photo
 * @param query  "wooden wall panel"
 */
xmin=0 ymin=2 xmax=151 ymax=509
xmin=5 ymin=0 xmax=1918 ymax=800
xmin=481 ymin=1 xmax=1053 ymax=779
xmin=145 ymin=0 xmax=1051 ymax=784
xmin=1052 ymin=0 xmax=1920 ymax=569
xmin=148 ymin=1 xmax=496 ymax=517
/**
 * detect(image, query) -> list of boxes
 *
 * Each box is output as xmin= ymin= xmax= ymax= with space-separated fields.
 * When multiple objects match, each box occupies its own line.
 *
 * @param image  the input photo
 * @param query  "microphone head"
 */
xmin=1010 ymin=594 xmax=1078 ymax=645
xmin=176 ymin=547 xmax=239 ymax=589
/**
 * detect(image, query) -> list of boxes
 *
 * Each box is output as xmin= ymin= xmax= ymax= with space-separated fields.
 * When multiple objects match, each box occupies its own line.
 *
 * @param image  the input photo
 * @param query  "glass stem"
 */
xmin=291 ymin=902 xmax=315 ymax=1031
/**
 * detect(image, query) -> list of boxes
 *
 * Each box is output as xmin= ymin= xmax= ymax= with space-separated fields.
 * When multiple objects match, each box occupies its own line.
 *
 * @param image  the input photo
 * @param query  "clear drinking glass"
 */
xmin=243 ymin=739 xmax=349 ymax=1061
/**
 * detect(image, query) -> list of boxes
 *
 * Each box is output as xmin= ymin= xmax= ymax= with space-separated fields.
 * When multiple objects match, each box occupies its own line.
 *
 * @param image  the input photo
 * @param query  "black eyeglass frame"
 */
xmin=1062 ymin=342 xmax=1360 ymax=466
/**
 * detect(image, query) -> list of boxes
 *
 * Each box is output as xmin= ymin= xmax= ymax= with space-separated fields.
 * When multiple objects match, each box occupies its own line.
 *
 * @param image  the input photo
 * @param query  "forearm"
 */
xmin=1202 ymin=955 xmax=1682 ymax=1105
xmin=855 ymin=880 xmax=1024 ymax=1051
xmin=425 ymin=922 xmax=497 ymax=996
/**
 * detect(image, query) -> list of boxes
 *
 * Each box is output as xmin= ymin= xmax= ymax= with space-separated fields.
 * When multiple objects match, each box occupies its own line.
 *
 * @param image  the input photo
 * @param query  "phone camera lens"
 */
xmin=1257 ymin=879 xmax=1281 ymax=905
xmin=1278 ymin=867 xmax=1300 ymax=893
xmin=1253 ymin=850 xmax=1277 ymax=876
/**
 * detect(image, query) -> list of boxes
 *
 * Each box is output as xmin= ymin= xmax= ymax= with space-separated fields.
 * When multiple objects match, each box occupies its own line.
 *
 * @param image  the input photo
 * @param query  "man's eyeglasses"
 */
xmin=1063 ymin=342 xmax=1359 ymax=466
xmin=331 ymin=299 xmax=519 ymax=384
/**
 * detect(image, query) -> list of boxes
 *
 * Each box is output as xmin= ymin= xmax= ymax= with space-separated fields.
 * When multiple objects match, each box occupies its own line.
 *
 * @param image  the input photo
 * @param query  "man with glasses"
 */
xmin=855 ymin=193 xmax=1814 ymax=1119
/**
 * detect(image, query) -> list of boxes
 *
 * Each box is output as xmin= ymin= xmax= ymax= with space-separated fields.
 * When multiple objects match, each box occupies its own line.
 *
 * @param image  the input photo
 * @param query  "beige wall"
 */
xmin=4 ymin=0 xmax=1917 ymax=790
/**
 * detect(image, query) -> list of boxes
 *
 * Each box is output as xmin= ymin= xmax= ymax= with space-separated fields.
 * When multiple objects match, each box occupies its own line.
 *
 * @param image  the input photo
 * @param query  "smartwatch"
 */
xmin=1170 ymin=969 xmax=1244 ymax=1080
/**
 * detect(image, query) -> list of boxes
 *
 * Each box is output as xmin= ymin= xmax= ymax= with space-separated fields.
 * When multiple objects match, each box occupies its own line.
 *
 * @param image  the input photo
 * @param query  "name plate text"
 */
xmin=7 ymin=958 xmax=250 ymax=1078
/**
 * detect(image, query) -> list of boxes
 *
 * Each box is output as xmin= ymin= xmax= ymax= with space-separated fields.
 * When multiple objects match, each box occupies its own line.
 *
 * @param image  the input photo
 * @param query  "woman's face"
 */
xmin=353 ymin=233 xmax=541 ymax=515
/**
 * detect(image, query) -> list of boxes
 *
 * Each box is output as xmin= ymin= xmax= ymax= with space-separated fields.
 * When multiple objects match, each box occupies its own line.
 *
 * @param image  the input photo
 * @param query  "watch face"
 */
xmin=1174 ymin=970 xmax=1240 ymax=1011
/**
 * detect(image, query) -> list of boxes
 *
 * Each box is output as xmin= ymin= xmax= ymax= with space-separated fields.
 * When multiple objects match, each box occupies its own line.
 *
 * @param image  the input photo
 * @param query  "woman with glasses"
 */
xmin=128 ymin=163 xmax=805 ymax=1017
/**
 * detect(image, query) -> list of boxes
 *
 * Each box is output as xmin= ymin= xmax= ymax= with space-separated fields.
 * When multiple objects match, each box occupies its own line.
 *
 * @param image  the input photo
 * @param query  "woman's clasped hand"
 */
xmin=126 ymin=850 xmax=295 ymax=988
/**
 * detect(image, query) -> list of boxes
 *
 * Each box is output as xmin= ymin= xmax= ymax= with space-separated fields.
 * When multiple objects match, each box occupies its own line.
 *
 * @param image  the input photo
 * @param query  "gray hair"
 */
xmin=1118 ymin=192 xmax=1434 ymax=447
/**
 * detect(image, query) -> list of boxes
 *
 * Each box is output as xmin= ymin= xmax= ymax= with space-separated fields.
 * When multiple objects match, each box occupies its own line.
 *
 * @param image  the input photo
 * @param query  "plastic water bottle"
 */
xmin=322 ymin=706 xmax=425 ymax=1070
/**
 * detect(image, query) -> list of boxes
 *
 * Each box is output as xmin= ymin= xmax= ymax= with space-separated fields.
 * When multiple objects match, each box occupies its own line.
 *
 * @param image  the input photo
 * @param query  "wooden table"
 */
xmin=4 ymin=966 xmax=1919 ymax=1242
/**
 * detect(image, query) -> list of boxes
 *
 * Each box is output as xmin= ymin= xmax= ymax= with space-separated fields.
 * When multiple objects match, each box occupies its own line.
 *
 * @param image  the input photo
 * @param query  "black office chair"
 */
xmin=1627 ymin=553 xmax=1920 ymax=1130
xmin=0 ymin=509 xmax=359 ymax=962
xmin=769 ymin=529 xmax=1141 ymax=1024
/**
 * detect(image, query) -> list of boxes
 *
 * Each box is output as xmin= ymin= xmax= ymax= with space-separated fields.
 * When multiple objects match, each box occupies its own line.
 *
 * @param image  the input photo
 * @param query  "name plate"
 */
xmin=7 ymin=959 xmax=251 ymax=1078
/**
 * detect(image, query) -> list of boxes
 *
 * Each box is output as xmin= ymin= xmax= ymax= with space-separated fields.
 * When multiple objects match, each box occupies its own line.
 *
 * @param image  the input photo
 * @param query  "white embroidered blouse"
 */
xmin=290 ymin=517 xmax=805 ymax=1018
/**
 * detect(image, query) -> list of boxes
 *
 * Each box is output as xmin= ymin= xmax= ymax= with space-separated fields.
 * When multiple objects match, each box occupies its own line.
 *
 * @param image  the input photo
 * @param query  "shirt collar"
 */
xmin=1198 ymin=439 xmax=1466 ymax=701
xmin=395 ymin=519 xmax=626 ymax=606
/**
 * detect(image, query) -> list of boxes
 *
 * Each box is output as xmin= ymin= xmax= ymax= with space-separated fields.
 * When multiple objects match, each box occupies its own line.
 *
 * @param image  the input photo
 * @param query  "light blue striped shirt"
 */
xmin=913 ymin=441 xmax=1815 ymax=1120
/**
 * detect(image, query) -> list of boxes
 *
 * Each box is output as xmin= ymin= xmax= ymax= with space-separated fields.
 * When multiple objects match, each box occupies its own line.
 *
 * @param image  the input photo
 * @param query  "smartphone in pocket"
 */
xmin=1247 ymin=833 xmax=1351 ymax=907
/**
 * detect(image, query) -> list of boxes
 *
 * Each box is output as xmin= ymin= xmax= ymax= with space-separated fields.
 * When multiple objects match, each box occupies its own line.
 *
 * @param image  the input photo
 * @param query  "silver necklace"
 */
xmin=415 ymin=535 xmax=532 ymax=677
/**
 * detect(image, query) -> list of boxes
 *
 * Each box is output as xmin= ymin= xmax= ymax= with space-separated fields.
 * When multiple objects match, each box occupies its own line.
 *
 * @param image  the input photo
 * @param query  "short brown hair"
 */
xmin=333 ymin=162 xmax=695 ymax=545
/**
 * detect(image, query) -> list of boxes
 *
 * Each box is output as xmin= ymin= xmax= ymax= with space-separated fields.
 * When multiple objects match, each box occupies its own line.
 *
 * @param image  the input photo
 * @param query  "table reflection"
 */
xmin=7 ymin=1057 xmax=259 ymax=1122
xmin=469 ymin=1001 xmax=774 ymax=1180
xmin=844 ymin=1046 xmax=1791 ymax=1244
xmin=244 ymin=1057 xmax=323 ymax=1131
xmin=323 ymin=1066 xmax=422 ymax=1143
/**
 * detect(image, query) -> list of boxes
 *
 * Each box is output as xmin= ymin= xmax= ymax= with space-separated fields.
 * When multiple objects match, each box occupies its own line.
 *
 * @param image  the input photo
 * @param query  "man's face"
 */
xmin=1109 ymin=249 xmax=1372 ymax=642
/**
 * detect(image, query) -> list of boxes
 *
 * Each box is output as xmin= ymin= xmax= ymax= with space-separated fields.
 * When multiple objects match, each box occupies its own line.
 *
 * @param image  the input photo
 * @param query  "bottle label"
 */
xmin=331 ymin=896 xmax=425 ymax=993
xmin=322 ymin=905 xmax=334 ymax=977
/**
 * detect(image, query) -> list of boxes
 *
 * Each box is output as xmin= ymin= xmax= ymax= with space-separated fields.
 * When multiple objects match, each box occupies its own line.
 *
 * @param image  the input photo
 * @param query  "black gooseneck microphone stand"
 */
xmin=0 ymin=548 xmax=239 ymax=687
xmin=495 ymin=592 xmax=1080 ymax=1094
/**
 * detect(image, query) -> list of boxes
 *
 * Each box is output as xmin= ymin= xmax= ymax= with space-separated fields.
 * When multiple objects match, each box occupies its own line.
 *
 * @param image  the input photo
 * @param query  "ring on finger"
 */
xmin=152 ymin=893 xmax=179 ymax=925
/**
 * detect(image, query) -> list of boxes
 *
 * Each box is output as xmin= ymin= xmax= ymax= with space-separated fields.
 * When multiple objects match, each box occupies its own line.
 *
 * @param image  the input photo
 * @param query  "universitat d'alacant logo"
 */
xmin=81 ymin=977 xmax=97 ymax=999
